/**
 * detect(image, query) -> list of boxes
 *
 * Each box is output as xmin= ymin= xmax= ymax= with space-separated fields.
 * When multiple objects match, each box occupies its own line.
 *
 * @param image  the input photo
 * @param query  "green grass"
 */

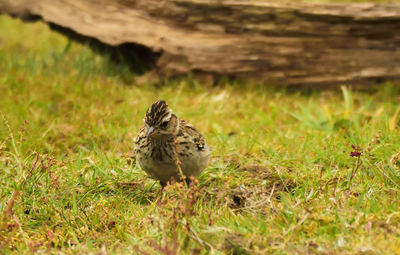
xmin=1 ymin=15 xmax=400 ymax=254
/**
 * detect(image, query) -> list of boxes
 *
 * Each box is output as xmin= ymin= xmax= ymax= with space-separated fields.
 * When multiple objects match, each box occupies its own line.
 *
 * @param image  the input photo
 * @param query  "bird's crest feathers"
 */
xmin=145 ymin=100 xmax=172 ymax=126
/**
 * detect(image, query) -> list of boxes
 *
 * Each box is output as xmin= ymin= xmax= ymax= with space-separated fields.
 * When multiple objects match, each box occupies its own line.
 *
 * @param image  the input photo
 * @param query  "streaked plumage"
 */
xmin=134 ymin=100 xmax=210 ymax=186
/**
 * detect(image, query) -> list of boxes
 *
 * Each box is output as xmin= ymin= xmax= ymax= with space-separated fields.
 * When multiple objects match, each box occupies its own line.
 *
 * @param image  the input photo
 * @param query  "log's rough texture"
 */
xmin=1 ymin=0 xmax=400 ymax=86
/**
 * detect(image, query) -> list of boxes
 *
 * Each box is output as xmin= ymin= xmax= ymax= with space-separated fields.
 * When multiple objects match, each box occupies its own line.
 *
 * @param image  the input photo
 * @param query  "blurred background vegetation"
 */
xmin=1 ymin=11 xmax=400 ymax=254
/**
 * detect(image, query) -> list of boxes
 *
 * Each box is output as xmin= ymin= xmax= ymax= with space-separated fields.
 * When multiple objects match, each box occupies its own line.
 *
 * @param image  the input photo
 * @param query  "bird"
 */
xmin=134 ymin=100 xmax=210 ymax=187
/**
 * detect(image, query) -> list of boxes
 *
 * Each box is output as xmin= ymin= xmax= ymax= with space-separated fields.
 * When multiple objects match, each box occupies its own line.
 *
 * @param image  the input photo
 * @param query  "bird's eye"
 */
xmin=161 ymin=121 xmax=168 ymax=128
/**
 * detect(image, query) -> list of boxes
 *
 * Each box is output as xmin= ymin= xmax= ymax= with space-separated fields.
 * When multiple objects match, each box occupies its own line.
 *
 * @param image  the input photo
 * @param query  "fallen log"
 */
xmin=1 ymin=0 xmax=400 ymax=86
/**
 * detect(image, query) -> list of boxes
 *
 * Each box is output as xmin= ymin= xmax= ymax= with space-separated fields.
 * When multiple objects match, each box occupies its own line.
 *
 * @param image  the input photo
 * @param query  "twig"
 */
xmin=283 ymin=212 xmax=310 ymax=236
xmin=3 ymin=190 xmax=20 ymax=220
xmin=172 ymin=135 xmax=187 ymax=187
xmin=348 ymin=156 xmax=361 ymax=189
xmin=184 ymin=223 xmax=214 ymax=253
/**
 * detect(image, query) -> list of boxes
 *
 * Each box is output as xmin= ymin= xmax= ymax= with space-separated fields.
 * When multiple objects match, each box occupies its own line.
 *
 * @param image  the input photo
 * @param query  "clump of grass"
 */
xmin=1 ymin=15 xmax=400 ymax=254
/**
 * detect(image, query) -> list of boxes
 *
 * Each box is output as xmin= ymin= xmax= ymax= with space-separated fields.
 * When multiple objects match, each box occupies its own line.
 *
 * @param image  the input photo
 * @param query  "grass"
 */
xmin=1 ymin=14 xmax=400 ymax=254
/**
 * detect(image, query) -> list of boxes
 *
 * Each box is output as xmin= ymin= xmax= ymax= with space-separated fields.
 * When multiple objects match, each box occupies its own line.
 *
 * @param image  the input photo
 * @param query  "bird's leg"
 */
xmin=185 ymin=177 xmax=192 ymax=186
xmin=154 ymin=181 xmax=167 ymax=203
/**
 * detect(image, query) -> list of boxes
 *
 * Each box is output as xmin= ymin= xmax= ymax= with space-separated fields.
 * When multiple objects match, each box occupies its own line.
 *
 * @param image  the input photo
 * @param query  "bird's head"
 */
xmin=144 ymin=100 xmax=179 ymax=139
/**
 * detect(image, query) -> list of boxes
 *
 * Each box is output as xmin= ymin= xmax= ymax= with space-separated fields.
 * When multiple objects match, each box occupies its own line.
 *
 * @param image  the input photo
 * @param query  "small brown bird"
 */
xmin=134 ymin=100 xmax=210 ymax=187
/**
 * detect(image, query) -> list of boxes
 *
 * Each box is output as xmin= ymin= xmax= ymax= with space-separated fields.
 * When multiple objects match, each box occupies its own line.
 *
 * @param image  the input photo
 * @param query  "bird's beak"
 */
xmin=146 ymin=126 xmax=155 ymax=138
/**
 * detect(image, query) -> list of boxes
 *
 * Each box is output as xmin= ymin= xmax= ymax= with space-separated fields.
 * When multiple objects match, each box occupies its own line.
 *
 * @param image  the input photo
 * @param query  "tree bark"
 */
xmin=1 ymin=0 xmax=400 ymax=86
